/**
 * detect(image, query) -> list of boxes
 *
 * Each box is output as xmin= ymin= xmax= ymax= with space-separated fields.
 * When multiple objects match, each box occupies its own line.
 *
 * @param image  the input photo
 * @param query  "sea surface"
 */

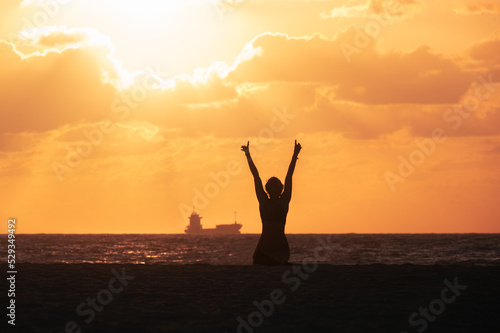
xmin=3 ymin=234 xmax=500 ymax=265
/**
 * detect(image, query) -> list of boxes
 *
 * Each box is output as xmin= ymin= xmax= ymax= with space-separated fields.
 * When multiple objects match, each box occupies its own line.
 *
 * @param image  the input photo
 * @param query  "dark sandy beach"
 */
xmin=3 ymin=264 xmax=500 ymax=333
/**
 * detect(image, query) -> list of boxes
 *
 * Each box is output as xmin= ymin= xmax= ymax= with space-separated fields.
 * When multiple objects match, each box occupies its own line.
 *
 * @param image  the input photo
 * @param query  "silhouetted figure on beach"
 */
xmin=241 ymin=140 xmax=302 ymax=265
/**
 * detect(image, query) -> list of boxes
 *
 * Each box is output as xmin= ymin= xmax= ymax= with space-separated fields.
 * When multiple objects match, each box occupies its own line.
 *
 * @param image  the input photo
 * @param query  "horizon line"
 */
xmin=4 ymin=232 xmax=500 ymax=235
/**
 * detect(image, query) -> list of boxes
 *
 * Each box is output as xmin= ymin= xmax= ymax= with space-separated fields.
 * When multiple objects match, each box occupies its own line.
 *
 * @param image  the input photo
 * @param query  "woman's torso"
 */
xmin=254 ymin=197 xmax=290 ymax=263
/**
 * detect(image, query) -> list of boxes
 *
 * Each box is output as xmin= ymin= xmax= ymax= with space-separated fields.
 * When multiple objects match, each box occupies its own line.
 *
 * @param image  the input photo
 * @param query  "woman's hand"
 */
xmin=241 ymin=141 xmax=250 ymax=155
xmin=294 ymin=140 xmax=302 ymax=157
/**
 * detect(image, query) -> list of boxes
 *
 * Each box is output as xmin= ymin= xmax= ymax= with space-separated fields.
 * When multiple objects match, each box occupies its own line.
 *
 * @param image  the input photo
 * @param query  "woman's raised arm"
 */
xmin=282 ymin=140 xmax=301 ymax=202
xmin=241 ymin=141 xmax=267 ymax=201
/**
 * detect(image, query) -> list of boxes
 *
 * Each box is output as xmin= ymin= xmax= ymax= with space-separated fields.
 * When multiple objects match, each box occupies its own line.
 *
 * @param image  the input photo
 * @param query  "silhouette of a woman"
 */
xmin=241 ymin=140 xmax=302 ymax=265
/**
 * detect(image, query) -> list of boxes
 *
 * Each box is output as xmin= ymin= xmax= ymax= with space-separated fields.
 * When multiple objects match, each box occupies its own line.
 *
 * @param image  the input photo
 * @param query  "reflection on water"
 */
xmin=2 ymin=234 xmax=500 ymax=265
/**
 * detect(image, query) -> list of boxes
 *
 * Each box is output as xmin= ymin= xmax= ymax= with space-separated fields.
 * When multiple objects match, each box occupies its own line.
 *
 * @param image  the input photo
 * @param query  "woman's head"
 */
xmin=265 ymin=177 xmax=283 ymax=198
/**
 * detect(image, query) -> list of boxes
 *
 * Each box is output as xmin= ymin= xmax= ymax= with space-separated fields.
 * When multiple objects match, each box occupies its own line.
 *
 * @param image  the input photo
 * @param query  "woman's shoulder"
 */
xmin=261 ymin=197 xmax=289 ymax=207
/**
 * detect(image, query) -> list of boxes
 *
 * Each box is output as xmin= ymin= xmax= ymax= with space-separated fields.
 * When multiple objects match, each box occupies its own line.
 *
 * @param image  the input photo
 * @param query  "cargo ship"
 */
xmin=184 ymin=211 xmax=242 ymax=234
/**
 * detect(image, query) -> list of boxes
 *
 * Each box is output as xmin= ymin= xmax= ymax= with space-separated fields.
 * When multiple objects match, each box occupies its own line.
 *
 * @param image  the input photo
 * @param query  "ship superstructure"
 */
xmin=184 ymin=211 xmax=242 ymax=234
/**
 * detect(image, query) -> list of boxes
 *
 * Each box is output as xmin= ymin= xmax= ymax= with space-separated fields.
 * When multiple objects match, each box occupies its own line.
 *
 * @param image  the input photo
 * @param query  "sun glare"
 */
xmin=102 ymin=0 xmax=221 ymax=22
xmin=84 ymin=0 xmax=228 ymax=79
xmin=103 ymin=0 xmax=188 ymax=21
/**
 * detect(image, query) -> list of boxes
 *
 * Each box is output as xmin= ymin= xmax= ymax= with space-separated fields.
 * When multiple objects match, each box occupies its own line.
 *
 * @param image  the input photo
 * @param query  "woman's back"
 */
xmin=254 ymin=197 xmax=291 ymax=265
xmin=259 ymin=197 xmax=289 ymax=226
xmin=241 ymin=140 xmax=301 ymax=266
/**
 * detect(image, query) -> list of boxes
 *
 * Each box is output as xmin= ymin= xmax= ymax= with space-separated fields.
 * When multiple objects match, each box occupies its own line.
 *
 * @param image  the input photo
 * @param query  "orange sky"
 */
xmin=1 ymin=0 xmax=499 ymax=233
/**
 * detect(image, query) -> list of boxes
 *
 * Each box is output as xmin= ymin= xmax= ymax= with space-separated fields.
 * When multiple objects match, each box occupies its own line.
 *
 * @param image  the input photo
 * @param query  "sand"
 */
xmin=3 ymin=263 xmax=500 ymax=332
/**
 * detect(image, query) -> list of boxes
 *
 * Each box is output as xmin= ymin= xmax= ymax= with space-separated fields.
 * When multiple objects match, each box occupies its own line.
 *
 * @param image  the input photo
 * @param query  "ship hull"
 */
xmin=184 ymin=211 xmax=242 ymax=234
xmin=185 ymin=224 xmax=242 ymax=235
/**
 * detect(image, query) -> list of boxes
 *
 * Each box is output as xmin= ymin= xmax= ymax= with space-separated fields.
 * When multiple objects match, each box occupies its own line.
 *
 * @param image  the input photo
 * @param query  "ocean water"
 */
xmin=3 ymin=234 xmax=500 ymax=265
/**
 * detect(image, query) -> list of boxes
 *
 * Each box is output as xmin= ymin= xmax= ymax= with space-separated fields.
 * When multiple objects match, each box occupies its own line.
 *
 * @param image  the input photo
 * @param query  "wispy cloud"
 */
xmin=321 ymin=0 xmax=419 ymax=19
xmin=454 ymin=0 xmax=500 ymax=15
